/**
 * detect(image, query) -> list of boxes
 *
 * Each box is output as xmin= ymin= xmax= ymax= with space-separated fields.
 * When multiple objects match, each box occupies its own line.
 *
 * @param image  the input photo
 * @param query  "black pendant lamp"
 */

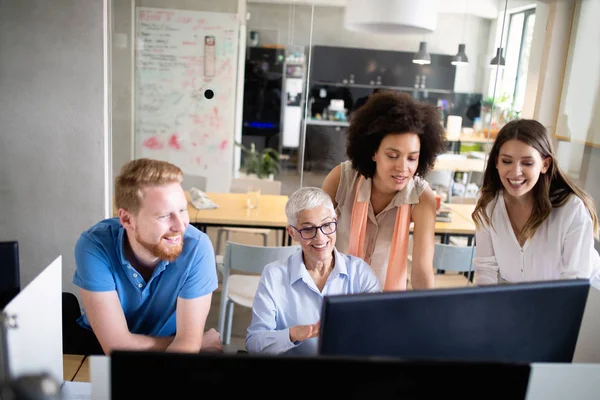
xmin=451 ymin=44 xmax=469 ymax=66
xmin=412 ymin=41 xmax=431 ymax=65
xmin=490 ymin=47 xmax=506 ymax=67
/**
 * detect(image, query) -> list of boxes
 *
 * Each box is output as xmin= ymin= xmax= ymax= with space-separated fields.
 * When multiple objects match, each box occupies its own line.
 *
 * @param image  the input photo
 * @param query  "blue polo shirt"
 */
xmin=73 ymin=218 xmax=217 ymax=337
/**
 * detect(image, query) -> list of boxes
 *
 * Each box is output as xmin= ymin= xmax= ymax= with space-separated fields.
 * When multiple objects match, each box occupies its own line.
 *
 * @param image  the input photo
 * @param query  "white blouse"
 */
xmin=474 ymin=191 xmax=600 ymax=285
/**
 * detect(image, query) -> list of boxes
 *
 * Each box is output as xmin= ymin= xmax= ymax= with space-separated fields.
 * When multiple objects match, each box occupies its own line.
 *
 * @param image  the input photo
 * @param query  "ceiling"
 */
xmin=247 ymin=0 xmax=538 ymax=19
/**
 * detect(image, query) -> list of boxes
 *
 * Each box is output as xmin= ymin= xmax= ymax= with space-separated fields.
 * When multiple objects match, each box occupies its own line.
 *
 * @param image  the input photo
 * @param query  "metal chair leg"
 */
xmin=225 ymin=300 xmax=234 ymax=345
xmin=261 ymin=233 xmax=268 ymax=247
xmin=217 ymin=287 xmax=228 ymax=343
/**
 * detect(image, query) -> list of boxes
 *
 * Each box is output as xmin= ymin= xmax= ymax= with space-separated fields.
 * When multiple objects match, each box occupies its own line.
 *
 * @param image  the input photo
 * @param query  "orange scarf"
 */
xmin=347 ymin=176 xmax=411 ymax=291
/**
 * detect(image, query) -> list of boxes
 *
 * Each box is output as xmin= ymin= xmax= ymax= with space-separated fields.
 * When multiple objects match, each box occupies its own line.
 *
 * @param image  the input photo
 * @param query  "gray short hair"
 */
xmin=285 ymin=187 xmax=335 ymax=226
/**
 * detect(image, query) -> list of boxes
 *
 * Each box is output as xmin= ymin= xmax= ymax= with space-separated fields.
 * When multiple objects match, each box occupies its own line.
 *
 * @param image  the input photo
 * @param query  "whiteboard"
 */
xmin=554 ymin=0 xmax=600 ymax=146
xmin=134 ymin=7 xmax=240 ymax=192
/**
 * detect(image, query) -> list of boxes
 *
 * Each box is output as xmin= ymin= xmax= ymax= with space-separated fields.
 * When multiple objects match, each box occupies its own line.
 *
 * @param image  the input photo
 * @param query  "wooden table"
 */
xmin=191 ymin=192 xmax=291 ymax=246
xmin=442 ymin=203 xmax=476 ymax=245
xmin=73 ymin=356 xmax=91 ymax=382
xmin=445 ymin=203 xmax=476 ymax=222
xmin=433 ymin=156 xmax=485 ymax=173
xmin=63 ymin=354 xmax=85 ymax=382
xmin=409 ymin=205 xmax=476 ymax=245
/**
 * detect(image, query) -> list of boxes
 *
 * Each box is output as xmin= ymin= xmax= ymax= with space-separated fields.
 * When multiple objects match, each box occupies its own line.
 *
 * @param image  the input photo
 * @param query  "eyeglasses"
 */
xmin=291 ymin=221 xmax=338 ymax=240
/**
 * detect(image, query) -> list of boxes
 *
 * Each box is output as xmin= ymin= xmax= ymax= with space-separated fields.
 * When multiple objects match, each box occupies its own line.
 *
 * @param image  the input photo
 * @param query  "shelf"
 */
xmin=310 ymin=81 xmax=454 ymax=94
xmin=305 ymin=119 xmax=350 ymax=127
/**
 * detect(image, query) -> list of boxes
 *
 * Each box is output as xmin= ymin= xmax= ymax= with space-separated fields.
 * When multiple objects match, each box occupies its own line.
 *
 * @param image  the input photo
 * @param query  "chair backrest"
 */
xmin=224 ymin=242 xmax=300 ymax=275
xmin=0 ymin=241 xmax=20 ymax=309
xmin=182 ymin=174 xmax=207 ymax=191
xmin=229 ymin=178 xmax=282 ymax=195
xmin=62 ymin=291 xmax=83 ymax=354
xmin=432 ymin=243 xmax=475 ymax=273
xmin=424 ymin=170 xmax=453 ymax=190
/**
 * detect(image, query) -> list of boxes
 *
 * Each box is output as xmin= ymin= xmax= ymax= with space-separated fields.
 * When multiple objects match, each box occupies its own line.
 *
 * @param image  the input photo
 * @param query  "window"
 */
xmin=505 ymin=7 xmax=536 ymax=113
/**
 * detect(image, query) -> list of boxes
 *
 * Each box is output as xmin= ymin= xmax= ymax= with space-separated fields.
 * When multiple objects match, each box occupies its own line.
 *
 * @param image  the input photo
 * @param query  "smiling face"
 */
xmin=372 ymin=133 xmax=421 ymax=194
xmin=287 ymin=206 xmax=337 ymax=267
xmin=123 ymin=182 xmax=190 ymax=263
xmin=496 ymin=139 xmax=551 ymax=201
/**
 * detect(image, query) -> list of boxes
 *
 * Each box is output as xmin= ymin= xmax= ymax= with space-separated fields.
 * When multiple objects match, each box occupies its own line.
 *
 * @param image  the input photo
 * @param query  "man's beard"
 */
xmin=135 ymin=231 xmax=184 ymax=262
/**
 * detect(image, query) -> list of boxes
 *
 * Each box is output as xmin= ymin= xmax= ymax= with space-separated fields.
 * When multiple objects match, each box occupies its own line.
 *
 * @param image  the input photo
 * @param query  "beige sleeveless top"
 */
xmin=334 ymin=160 xmax=428 ymax=286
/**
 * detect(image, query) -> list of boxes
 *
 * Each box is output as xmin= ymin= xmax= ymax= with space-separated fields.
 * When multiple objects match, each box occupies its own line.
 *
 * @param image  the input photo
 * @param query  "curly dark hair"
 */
xmin=346 ymin=90 xmax=447 ymax=178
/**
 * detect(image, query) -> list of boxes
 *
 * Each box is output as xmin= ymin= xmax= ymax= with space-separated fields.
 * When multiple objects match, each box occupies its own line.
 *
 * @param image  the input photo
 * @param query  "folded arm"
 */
xmin=473 ymin=225 xmax=499 ymax=285
xmin=561 ymin=206 xmax=599 ymax=280
xmin=80 ymin=289 xmax=174 ymax=355
xmin=167 ymin=293 xmax=213 ymax=353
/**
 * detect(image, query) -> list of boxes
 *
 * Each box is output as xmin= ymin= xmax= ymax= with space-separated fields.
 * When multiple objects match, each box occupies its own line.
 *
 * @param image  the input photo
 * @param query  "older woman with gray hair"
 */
xmin=246 ymin=187 xmax=381 ymax=356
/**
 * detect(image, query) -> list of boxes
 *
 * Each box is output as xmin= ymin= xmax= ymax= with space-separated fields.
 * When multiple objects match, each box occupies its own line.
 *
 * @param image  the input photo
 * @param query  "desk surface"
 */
xmin=113 ymin=192 xmax=289 ymax=229
xmin=445 ymin=203 xmax=476 ymax=223
xmin=433 ymin=211 xmax=475 ymax=235
xmin=193 ymin=192 xmax=289 ymax=228
xmin=63 ymin=354 xmax=85 ymax=382
xmin=73 ymin=356 xmax=90 ymax=382
xmin=433 ymin=157 xmax=485 ymax=172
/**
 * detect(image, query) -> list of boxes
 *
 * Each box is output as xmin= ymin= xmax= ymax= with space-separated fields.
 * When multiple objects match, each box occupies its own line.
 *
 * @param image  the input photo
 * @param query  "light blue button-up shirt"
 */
xmin=246 ymin=248 xmax=381 ymax=356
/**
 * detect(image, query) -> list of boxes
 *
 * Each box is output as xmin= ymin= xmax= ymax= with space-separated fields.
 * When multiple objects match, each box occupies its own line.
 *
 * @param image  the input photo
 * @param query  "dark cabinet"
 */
xmin=304 ymin=123 xmax=348 ymax=172
xmin=415 ymin=54 xmax=456 ymax=91
xmin=310 ymin=46 xmax=357 ymax=84
xmin=310 ymin=45 xmax=456 ymax=91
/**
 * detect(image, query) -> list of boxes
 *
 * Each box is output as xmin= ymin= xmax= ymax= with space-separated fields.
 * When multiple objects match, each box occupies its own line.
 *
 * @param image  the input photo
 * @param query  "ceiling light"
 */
xmin=489 ymin=47 xmax=506 ymax=67
xmin=413 ymin=42 xmax=431 ymax=65
xmin=344 ymin=0 xmax=439 ymax=35
xmin=451 ymin=44 xmax=469 ymax=66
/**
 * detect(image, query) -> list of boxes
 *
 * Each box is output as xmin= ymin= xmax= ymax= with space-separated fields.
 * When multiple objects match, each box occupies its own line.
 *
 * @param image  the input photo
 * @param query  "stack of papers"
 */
xmin=436 ymin=206 xmax=452 ymax=223
xmin=189 ymin=188 xmax=218 ymax=210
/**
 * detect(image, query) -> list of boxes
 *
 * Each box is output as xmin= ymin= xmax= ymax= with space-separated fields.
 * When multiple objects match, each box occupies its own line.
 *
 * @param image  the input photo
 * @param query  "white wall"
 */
xmin=0 ymin=0 xmax=107 ymax=294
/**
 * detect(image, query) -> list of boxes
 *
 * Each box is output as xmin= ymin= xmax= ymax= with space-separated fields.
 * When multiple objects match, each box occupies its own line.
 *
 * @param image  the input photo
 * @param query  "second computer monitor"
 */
xmin=318 ymin=279 xmax=590 ymax=363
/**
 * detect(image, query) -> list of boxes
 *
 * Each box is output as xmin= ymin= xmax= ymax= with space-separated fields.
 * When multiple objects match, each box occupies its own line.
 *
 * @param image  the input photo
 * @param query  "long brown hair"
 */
xmin=472 ymin=119 xmax=599 ymax=241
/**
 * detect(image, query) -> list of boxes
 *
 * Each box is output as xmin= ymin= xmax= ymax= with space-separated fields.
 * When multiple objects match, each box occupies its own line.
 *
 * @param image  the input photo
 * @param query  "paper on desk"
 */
xmin=61 ymin=381 xmax=91 ymax=400
xmin=189 ymin=187 xmax=218 ymax=210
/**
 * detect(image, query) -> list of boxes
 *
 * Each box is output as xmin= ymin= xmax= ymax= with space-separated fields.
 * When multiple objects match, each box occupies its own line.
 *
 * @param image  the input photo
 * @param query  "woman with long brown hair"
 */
xmin=472 ymin=119 xmax=600 ymax=284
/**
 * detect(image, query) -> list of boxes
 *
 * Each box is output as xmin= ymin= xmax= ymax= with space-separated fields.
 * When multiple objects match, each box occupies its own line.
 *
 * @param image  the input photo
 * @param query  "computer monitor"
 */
xmin=319 ymin=279 xmax=591 ymax=363
xmin=110 ymin=350 xmax=531 ymax=399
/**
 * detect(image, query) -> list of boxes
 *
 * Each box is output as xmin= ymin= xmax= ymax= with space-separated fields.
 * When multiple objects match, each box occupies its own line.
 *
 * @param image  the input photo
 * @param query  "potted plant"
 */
xmin=235 ymin=142 xmax=280 ymax=180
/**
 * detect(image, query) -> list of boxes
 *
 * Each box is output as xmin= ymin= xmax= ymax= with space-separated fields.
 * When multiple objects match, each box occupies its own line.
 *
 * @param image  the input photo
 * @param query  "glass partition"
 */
xmin=293 ymin=0 xmax=516 ymax=288
xmin=554 ymin=0 xmax=600 ymax=254
xmin=109 ymin=0 xmax=533 ymax=294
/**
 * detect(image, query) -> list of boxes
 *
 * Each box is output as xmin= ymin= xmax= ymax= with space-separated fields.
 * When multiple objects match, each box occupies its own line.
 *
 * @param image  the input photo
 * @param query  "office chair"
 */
xmin=217 ymin=242 xmax=300 ymax=345
xmin=181 ymin=174 xmax=207 ymax=191
xmin=432 ymin=243 xmax=476 ymax=288
xmin=0 ymin=241 xmax=20 ymax=309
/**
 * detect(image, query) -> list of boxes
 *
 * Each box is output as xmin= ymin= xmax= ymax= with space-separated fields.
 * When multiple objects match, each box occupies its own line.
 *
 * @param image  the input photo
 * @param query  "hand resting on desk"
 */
xmin=199 ymin=328 xmax=223 ymax=353
xmin=289 ymin=321 xmax=320 ymax=343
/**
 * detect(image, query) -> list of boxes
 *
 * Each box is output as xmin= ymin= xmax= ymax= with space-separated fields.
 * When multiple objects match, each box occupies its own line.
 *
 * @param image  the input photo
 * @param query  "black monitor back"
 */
xmin=110 ymin=351 xmax=531 ymax=399
xmin=319 ymin=279 xmax=590 ymax=363
xmin=0 ymin=241 xmax=20 ymax=309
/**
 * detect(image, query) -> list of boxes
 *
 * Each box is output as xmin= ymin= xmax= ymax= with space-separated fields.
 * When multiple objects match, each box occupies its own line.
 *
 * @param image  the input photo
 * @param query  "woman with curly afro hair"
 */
xmin=322 ymin=90 xmax=447 ymax=290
